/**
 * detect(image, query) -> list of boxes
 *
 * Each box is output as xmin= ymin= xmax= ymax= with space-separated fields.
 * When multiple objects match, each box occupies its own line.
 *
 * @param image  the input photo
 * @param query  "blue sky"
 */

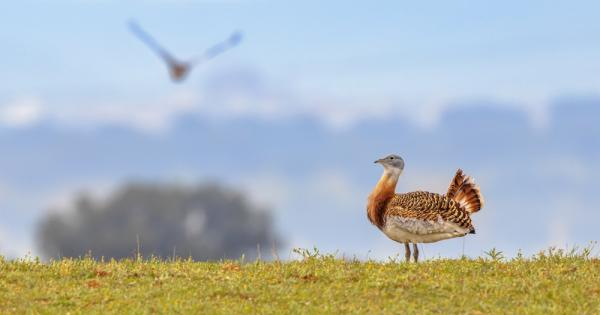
xmin=1 ymin=1 xmax=599 ymax=259
xmin=3 ymin=0 xmax=600 ymax=124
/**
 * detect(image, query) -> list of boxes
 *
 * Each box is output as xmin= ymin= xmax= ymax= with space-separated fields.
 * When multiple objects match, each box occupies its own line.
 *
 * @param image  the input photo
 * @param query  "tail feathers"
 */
xmin=447 ymin=169 xmax=484 ymax=214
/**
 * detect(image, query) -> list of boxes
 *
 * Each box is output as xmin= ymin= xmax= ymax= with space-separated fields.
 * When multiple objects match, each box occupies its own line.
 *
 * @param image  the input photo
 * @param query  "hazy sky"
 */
xmin=1 ymin=1 xmax=599 ymax=259
xmin=2 ymin=0 xmax=600 ymax=130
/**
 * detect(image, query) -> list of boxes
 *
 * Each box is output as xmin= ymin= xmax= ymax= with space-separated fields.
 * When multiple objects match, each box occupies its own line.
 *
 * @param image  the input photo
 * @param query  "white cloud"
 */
xmin=0 ymin=69 xmax=390 ymax=131
xmin=0 ymin=97 xmax=44 ymax=128
xmin=51 ymin=89 xmax=200 ymax=134
xmin=0 ymin=67 xmax=556 ymax=134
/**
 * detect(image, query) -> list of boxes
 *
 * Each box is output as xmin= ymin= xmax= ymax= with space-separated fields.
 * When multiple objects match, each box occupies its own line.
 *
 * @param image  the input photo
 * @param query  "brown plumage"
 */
xmin=367 ymin=154 xmax=485 ymax=262
xmin=446 ymin=169 xmax=484 ymax=214
xmin=386 ymin=191 xmax=474 ymax=232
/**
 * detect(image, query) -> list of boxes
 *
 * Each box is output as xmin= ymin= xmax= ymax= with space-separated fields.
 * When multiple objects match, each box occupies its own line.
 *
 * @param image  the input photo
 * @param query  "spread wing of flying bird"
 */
xmin=128 ymin=20 xmax=242 ymax=82
xmin=189 ymin=30 xmax=243 ymax=65
xmin=128 ymin=20 xmax=179 ymax=68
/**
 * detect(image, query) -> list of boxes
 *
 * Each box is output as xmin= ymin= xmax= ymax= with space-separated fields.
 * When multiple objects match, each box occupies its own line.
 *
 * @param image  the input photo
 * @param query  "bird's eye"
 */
xmin=389 ymin=156 xmax=394 ymax=160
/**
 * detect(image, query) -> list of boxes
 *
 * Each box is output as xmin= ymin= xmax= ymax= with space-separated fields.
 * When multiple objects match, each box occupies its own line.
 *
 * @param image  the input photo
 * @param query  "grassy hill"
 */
xmin=1 ymin=247 xmax=599 ymax=314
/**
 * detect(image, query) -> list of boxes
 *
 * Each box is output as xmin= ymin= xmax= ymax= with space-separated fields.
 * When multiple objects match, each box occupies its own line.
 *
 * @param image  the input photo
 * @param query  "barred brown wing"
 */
xmin=385 ymin=191 xmax=473 ymax=231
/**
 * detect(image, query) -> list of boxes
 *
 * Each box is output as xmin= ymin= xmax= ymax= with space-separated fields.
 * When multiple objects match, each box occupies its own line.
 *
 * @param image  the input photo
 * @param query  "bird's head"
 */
xmin=374 ymin=154 xmax=405 ymax=174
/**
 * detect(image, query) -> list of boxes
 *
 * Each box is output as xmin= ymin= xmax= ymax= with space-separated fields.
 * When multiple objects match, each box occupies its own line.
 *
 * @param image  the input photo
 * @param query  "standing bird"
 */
xmin=128 ymin=20 xmax=242 ymax=82
xmin=367 ymin=154 xmax=484 ymax=262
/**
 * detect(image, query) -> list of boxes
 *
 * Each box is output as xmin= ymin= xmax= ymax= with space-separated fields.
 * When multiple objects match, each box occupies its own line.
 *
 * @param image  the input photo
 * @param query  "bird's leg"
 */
xmin=404 ymin=243 xmax=411 ymax=262
xmin=413 ymin=243 xmax=419 ymax=263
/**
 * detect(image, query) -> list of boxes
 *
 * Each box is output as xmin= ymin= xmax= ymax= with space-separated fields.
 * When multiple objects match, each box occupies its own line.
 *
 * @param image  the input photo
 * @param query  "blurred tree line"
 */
xmin=37 ymin=182 xmax=283 ymax=261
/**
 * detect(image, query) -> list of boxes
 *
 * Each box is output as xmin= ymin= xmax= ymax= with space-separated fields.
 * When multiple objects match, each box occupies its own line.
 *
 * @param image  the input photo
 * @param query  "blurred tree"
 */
xmin=37 ymin=182 xmax=282 ymax=261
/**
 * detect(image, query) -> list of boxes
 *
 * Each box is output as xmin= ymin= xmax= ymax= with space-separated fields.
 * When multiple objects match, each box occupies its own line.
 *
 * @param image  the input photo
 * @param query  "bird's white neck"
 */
xmin=382 ymin=167 xmax=402 ymax=182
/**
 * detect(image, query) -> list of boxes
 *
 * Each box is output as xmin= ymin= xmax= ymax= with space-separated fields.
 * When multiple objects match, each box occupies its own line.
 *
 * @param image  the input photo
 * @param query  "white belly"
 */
xmin=382 ymin=217 xmax=469 ymax=243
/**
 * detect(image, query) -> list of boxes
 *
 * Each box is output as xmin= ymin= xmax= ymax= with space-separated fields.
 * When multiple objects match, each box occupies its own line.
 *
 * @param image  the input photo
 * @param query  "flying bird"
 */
xmin=367 ymin=154 xmax=484 ymax=262
xmin=128 ymin=20 xmax=242 ymax=82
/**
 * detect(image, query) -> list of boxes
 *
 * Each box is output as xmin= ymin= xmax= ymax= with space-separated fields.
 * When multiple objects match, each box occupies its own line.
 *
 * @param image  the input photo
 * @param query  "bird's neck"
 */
xmin=367 ymin=169 xmax=401 ymax=229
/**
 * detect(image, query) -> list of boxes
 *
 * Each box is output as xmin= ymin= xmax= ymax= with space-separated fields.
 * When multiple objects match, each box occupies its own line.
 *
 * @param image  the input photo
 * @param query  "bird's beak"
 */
xmin=374 ymin=159 xmax=382 ymax=164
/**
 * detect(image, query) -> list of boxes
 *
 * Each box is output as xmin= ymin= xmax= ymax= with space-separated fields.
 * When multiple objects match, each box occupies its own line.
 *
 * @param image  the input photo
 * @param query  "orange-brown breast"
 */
xmin=367 ymin=173 xmax=398 ymax=229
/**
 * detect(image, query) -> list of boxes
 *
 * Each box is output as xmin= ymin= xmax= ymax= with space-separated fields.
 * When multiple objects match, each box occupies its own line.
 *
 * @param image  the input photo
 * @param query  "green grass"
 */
xmin=1 ymin=247 xmax=600 ymax=314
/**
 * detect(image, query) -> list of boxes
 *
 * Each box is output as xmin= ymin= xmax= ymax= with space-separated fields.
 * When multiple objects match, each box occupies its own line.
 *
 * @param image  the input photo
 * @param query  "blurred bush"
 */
xmin=36 ymin=182 xmax=282 ymax=261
